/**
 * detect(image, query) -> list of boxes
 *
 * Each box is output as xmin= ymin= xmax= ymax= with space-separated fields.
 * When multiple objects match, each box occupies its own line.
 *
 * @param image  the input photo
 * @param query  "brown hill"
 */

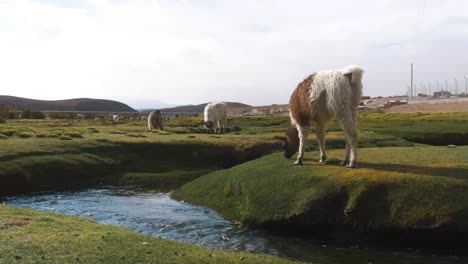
xmin=159 ymin=102 xmax=251 ymax=114
xmin=0 ymin=96 xmax=136 ymax=112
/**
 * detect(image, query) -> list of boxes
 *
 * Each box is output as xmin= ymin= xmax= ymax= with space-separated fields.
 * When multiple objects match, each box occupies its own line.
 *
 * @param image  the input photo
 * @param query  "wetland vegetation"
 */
xmin=1 ymin=111 xmax=468 ymax=263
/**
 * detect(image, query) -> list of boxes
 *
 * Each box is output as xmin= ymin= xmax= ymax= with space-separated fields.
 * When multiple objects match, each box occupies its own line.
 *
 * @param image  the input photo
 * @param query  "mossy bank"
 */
xmin=0 ymin=205 xmax=293 ymax=264
xmin=173 ymin=146 xmax=468 ymax=243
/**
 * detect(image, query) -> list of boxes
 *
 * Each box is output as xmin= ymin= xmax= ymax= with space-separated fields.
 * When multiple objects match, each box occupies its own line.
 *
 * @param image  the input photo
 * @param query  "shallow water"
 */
xmin=5 ymin=187 xmax=468 ymax=264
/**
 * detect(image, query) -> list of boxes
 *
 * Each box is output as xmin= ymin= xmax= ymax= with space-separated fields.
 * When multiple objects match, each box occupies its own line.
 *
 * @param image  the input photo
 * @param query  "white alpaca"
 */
xmin=76 ymin=114 xmax=84 ymax=120
xmin=148 ymin=110 xmax=164 ymax=131
xmin=204 ymin=101 xmax=228 ymax=134
xmin=112 ymin=115 xmax=120 ymax=124
xmin=277 ymin=65 xmax=364 ymax=168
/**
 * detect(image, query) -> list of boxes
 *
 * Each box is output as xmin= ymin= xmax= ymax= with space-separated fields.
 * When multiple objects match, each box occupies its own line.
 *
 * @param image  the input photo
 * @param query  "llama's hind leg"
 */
xmin=316 ymin=122 xmax=327 ymax=163
xmin=216 ymin=121 xmax=221 ymax=134
xmin=340 ymin=141 xmax=350 ymax=166
xmin=220 ymin=118 xmax=226 ymax=133
xmin=295 ymin=125 xmax=310 ymax=165
xmin=338 ymin=114 xmax=358 ymax=168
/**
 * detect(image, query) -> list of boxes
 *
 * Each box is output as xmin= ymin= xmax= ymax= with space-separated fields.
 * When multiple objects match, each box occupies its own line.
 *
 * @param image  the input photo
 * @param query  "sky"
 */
xmin=1 ymin=0 xmax=468 ymax=109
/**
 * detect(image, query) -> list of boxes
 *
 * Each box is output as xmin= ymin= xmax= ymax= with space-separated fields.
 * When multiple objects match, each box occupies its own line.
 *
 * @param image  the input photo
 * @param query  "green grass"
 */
xmin=0 ymin=153 xmax=120 ymax=193
xmin=126 ymin=133 xmax=147 ymax=138
xmin=0 ymin=113 xmax=468 ymax=260
xmin=0 ymin=112 xmax=467 ymax=194
xmin=121 ymin=169 xmax=213 ymax=190
xmin=14 ymin=132 xmax=34 ymax=138
xmin=64 ymin=132 xmax=84 ymax=138
xmin=173 ymin=146 xmax=468 ymax=240
xmin=0 ymin=205 xmax=293 ymax=264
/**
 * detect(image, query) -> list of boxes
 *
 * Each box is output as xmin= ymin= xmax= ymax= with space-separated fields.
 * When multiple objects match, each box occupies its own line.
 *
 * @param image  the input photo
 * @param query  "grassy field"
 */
xmin=0 ymin=111 xmax=467 ymax=193
xmin=1 ymin=111 xmax=468 ymax=262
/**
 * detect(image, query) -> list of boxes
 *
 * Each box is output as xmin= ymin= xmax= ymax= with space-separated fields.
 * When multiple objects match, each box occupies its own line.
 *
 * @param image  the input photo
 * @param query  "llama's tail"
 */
xmin=341 ymin=65 xmax=364 ymax=106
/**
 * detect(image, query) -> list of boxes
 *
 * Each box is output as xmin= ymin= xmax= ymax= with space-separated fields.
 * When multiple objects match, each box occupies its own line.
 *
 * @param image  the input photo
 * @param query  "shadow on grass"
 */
xmin=357 ymin=162 xmax=468 ymax=180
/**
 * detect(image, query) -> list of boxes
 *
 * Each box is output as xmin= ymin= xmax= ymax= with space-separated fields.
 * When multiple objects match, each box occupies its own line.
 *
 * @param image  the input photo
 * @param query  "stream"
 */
xmin=5 ymin=186 xmax=468 ymax=264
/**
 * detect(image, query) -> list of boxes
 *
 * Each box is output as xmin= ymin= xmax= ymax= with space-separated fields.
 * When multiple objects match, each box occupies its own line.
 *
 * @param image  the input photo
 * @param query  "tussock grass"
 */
xmin=14 ymin=132 xmax=34 ymax=138
xmin=64 ymin=132 xmax=84 ymax=138
xmin=126 ymin=133 xmax=146 ymax=138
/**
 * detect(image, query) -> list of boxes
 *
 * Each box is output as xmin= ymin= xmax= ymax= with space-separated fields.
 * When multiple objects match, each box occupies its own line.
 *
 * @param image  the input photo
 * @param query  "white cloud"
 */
xmin=0 ymin=0 xmax=467 ymax=107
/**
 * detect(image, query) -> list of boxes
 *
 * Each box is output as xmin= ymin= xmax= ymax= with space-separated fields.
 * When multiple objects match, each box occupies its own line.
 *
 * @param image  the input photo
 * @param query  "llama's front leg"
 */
xmin=316 ymin=122 xmax=327 ymax=163
xmin=294 ymin=125 xmax=309 ymax=165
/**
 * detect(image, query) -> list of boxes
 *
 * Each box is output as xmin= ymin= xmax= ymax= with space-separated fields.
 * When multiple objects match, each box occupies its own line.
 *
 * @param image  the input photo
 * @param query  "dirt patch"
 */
xmin=386 ymin=101 xmax=468 ymax=113
xmin=0 ymin=217 xmax=32 ymax=229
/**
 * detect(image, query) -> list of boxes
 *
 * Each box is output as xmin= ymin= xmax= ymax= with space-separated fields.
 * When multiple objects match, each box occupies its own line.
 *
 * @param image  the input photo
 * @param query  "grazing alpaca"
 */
xmin=204 ymin=101 xmax=228 ymax=134
xmin=276 ymin=65 xmax=364 ymax=168
xmin=148 ymin=110 xmax=164 ymax=131
xmin=112 ymin=115 xmax=120 ymax=124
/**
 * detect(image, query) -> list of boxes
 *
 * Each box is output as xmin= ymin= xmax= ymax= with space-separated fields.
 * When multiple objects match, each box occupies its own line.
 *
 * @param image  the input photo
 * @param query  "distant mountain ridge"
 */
xmin=0 ymin=96 xmax=136 ymax=112
xmin=158 ymin=102 xmax=251 ymax=114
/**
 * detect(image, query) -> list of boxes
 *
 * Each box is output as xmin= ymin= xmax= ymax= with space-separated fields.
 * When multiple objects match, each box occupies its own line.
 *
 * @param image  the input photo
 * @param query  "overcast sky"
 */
xmin=1 ymin=0 xmax=467 ymax=108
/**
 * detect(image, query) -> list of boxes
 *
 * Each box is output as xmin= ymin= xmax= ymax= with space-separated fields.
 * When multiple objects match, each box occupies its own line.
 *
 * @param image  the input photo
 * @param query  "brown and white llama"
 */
xmin=276 ymin=65 xmax=364 ymax=168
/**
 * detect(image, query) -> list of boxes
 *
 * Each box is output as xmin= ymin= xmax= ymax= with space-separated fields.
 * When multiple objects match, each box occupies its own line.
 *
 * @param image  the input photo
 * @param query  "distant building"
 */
xmin=385 ymin=100 xmax=408 ymax=108
xmin=433 ymin=91 xmax=452 ymax=99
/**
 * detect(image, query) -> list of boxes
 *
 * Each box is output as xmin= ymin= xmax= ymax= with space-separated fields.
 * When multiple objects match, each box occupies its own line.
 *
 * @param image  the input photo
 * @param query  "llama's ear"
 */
xmin=274 ymin=136 xmax=287 ymax=142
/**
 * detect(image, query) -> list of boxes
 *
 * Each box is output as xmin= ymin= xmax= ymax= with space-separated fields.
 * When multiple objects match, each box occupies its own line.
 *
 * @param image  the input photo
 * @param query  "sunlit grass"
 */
xmin=0 ymin=205 xmax=293 ymax=264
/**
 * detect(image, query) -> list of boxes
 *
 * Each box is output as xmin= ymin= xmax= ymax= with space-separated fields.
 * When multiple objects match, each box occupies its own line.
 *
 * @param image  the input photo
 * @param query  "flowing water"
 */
xmin=5 ymin=187 xmax=468 ymax=264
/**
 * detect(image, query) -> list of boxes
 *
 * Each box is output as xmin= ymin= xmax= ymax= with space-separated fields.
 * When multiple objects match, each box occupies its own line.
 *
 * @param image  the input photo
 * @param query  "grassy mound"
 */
xmin=0 ymin=206 xmax=292 ymax=264
xmin=173 ymin=146 xmax=468 ymax=242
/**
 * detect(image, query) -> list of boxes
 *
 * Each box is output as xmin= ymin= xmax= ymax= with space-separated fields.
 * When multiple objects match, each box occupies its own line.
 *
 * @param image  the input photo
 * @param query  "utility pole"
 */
xmin=454 ymin=78 xmax=458 ymax=96
xmin=427 ymin=81 xmax=431 ymax=97
xmin=445 ymin=80 xmax=449 ymax=93
xmin=410 ymin=63 xmax=414 ymax=101
xmin=465 ymin=76 xmax=468 ymax=94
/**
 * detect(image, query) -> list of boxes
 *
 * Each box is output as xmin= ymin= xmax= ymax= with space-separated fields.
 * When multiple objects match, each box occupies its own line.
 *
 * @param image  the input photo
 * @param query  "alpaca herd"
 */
xmin=71 ymin=65 xmax=364 ymax=168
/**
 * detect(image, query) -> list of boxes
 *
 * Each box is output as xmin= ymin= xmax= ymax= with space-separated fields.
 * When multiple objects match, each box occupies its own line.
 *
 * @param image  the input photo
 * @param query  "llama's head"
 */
xmin=204 ymin=121 xmax=214 ymax=129
xmin=275 ymin=123 xmax=299 ymax=159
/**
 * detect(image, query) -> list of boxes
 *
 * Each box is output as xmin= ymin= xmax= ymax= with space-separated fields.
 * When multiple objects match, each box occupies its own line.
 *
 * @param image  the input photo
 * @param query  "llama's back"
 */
xmin=309 ymin=66 xmax=364 ymax=117
xmin=204 ymin=102 xmax=227 ymax=122
xmin=340 ymin=65 xmax=364 ymax=107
